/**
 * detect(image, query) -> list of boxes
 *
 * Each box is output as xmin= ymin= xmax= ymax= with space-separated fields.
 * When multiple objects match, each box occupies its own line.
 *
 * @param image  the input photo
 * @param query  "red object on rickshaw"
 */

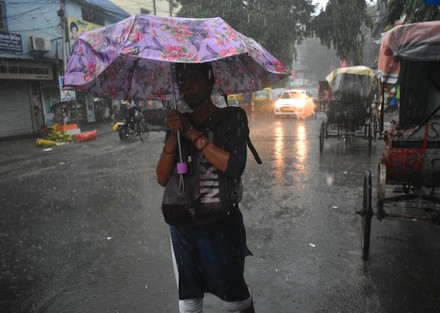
xmin=360 ymin=21 xmax=440 ymax=261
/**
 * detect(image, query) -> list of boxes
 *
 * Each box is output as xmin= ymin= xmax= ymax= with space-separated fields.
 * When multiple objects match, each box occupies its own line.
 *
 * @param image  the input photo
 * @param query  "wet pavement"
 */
xmin=1 ymin=115 xmax=440 ymax=313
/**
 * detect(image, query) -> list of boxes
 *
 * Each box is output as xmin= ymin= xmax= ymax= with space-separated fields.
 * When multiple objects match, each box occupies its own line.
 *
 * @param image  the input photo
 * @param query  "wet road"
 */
xmin=1 ymin=114 xmax=439 ymax=313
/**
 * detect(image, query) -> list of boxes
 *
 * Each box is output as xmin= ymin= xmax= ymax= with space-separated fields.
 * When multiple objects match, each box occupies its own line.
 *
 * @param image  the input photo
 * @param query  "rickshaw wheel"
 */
xmin=118 ymin=125 xmax=128 ymax=141
xmin=140 ymin=120 xmax=150 ymax=141
xmin=373 ymin=116 xmax=378 ymax=139
xmin=319 ymin=121 xmax=325 ymax=155
xmin=361 ymin=170 xmax=373 ymax=261
xmin=368 ymin=123 xmax=372 ymax=156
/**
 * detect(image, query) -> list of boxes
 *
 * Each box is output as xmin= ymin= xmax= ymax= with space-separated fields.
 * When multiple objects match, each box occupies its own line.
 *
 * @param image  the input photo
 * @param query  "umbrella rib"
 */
xmin=126 ymin=58 xmax=138 ymax=98
xmin=235 ymin=55 xmax=261 ymax=90
xmin=168 ymin=62 xmax=184 ymax=164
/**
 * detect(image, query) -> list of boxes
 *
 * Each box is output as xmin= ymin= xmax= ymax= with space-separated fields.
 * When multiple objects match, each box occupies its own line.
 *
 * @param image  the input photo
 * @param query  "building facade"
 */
xmin=109 ymin=0 xmax=177 ymax=17
xmin=0 ymin=0 xmax=129 ymax=138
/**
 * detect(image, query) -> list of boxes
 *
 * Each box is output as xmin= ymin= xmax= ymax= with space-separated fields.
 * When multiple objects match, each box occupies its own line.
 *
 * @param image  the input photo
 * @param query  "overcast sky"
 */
xmin=313 ymin=0 xmax=328 ymax=10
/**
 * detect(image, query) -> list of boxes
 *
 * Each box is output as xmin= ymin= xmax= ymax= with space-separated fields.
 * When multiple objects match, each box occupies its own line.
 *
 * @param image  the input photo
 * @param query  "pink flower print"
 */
xmin=122 ymin=47 xmax=131 ymax=55
xmin=130 ymin=30 xmax=144 ymax=42
xmin=86 ymin=62 xmax=97 ymax=76
xmin=219 ymin=47 xmax=236 ymax=57
xmin=225 ymin=26 xmax=236 ymax=39
xmin=162 ymin=45 xmax=186 ymax=61
xmin=273 ymin=60 xmax=287 ymax=73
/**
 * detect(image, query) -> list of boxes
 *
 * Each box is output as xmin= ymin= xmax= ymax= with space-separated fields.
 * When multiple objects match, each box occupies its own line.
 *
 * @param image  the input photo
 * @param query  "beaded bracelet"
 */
xmin=200 ymin=140 xmax=210 ymax=151
xmin=195 ymin=137 xmax=210 ymax=151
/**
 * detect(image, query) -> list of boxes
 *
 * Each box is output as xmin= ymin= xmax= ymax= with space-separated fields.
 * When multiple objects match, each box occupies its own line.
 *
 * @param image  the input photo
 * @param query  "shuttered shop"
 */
xmin=0 ymin=80 xmax=33 ymax=137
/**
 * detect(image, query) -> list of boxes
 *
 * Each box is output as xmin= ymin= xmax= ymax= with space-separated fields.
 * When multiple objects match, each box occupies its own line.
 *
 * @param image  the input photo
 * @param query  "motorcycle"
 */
xmin=117 ymin=105 xmax=146 ymax=142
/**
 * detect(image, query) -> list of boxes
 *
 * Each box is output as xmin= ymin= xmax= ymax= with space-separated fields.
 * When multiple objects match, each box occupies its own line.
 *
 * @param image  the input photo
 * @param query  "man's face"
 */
xmin=177 ymin=65 xmax=212 ymax=110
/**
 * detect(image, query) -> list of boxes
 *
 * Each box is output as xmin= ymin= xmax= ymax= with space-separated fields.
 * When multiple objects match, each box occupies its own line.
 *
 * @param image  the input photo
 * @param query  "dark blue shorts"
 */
xmin=170 ymin=209 xmax=252 ymax=301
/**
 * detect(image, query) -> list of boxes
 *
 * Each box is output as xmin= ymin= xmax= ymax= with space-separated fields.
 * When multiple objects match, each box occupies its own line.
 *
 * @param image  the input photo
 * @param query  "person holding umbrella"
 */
xmin=156 ymin=62 xmax=255 ymax=313
xmin=65 ymin=16 xmax=290 ymax=312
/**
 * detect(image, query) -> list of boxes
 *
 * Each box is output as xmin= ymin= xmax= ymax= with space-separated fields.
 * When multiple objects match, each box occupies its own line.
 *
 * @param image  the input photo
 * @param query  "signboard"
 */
xmin=59 ymin=76 xmax=76 ymax=102
xmin=0 ymin=60 xmax=53 ymax=80
xmin=294 ymin=78 xmax=304 ymax=86
xmin=67 ymin=16 xmax=102 ymax=49
xmin=0 ymin=33 xmax=23 ymax=52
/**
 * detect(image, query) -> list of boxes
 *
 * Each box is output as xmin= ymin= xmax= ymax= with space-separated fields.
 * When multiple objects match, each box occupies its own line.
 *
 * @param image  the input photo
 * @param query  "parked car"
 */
xmin=273 ymin=89 xmax=316 ymax=119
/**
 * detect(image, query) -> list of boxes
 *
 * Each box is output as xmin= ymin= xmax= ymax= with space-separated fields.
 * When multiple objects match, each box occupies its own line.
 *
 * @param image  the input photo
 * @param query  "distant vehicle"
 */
xmin=251 ymin=87 xmax=271 ymax=113
xmin=227 ymin=94 xmax=241 ymax=106
xmin=270 ymin=88 xmax=285 ymax=99
xmin=299 ymin=86 xmax=319 ymax=109
xmin=273 ymin=89 xmax=316 ymax=119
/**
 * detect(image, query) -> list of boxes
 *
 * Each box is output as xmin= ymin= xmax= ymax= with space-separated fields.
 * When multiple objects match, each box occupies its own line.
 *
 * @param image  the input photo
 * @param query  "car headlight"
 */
xmin=294 ymin=99 xmax=306 ymax=107
xmin=275 ymin=100 xmax=282 ymax=108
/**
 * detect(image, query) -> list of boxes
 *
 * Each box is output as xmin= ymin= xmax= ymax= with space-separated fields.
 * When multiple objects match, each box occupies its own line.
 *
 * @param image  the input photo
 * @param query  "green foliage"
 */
xmin=312 ymin=0 xmax=371 ymax=66
xmin=175 ymin=0 xmax=316 ymax=67
xmin=386 ymin=0 xmax=440 ymax=27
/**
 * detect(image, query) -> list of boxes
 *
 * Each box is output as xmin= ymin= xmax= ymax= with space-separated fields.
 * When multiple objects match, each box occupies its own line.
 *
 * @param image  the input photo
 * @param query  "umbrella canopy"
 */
xmin=325 ymin=66 xmax=375 ymax=101
xmin=377 ymin=21 xmax=440 ymax=84
xmin=64 ymin=15 xmax=289 ymax=100
xmin=325 ymin=66 xmax=375 ymax=84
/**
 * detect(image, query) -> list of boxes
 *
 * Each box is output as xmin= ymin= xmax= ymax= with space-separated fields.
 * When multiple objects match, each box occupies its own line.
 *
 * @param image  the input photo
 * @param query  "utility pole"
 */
xmin=169 ymin=0 xmax=172 ymax=17
xmin=58 ymin=0 xmax=68 ymax=74
xmin=153 ymin=0 xmax=157 ymax=15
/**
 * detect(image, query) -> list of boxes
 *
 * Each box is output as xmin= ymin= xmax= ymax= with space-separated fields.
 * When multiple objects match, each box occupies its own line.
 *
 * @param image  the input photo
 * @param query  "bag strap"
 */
xmin=246 ymin=136 xmax=262 ymax=164
xmin=207 ymin=107 xmax=262 ymax=164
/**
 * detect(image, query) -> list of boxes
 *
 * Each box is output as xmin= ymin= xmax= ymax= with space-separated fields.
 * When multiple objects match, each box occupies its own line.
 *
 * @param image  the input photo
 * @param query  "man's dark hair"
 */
xmin=175 ymin=62 xmax=215 ymax=87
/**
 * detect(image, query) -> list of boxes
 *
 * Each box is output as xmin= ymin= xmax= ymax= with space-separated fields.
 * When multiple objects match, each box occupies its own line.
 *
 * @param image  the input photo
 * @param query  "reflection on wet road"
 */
xmin=1 ymin=114 xmax=439 ymax=313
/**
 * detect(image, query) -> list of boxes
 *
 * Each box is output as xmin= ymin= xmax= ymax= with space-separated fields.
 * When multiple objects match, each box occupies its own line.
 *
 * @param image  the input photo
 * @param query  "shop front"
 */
xmin=0 ymin=58 xmax=54 ymax=138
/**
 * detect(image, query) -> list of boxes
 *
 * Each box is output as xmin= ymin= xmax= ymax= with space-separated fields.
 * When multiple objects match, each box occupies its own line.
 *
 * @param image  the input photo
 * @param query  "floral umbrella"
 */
xmin=64 ymin=15 xmax=289 ymax=100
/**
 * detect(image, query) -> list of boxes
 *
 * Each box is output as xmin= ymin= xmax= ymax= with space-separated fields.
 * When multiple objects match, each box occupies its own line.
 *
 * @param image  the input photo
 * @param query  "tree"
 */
xmin=312 ymin=0 xmax=372 ymax=66
xmin=385 ymin=0 xmax=440 ymax=27
xmin=296 ymin=37 xmax=340 ymax=80
xmin=175 ymin=0 xmax=316 ymax=67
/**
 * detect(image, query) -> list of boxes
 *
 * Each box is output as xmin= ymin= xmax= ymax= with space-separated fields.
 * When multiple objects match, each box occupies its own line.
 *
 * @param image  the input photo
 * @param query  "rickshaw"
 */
xmin=360 ymin=21 xmax=440 ymax=261
xmin=319 ymin=66 xmax=376 ymax=155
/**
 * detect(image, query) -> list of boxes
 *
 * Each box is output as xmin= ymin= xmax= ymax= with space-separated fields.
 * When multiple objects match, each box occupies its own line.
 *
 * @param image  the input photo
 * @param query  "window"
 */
xmin=140 ymin=7 xmax=151 ymax=14
xmin=0 ymin=1 xmax=6 ymax=33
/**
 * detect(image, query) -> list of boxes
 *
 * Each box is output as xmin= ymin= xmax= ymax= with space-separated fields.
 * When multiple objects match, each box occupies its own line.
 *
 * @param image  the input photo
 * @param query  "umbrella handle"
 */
xmin=176 ymin=130 xmax=188 ymax=174
xmin=169 ymin=64 xmax=185 ymax=164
